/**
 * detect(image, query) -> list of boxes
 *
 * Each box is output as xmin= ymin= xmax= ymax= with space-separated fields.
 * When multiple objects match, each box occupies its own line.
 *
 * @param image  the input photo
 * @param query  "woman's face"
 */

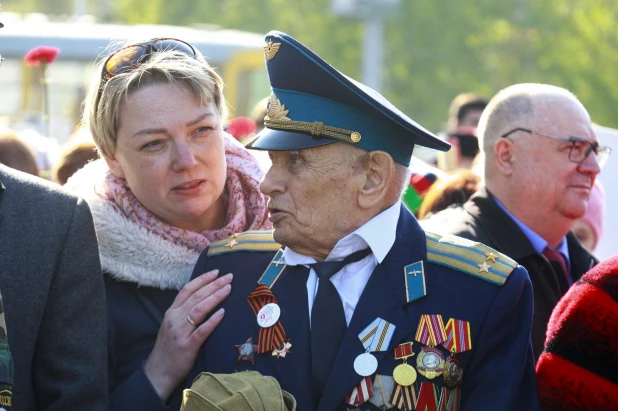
xmin=105 ymin=82 xmax=227 ymax=231
xmin=572 ymin=219 xmax=597 ymax=253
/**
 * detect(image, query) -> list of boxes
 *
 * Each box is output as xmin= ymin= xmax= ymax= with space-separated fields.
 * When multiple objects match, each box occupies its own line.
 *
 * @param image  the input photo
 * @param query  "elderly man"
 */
xmin=422 ymin=83 xmax=608 ymax=361
xmin=190 ymin=32 xmax=539 ymax=411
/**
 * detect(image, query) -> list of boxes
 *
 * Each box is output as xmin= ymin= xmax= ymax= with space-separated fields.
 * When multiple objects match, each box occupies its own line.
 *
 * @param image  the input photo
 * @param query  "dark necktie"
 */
xmin=309 ymin=247 xmax=372 ymax=405
xmin=542 ymin=246 xmax=568 ymax=282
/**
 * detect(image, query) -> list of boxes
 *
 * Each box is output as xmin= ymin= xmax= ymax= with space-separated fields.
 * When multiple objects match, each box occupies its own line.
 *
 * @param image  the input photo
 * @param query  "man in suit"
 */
xmin=0 ymin=165 xmax=107 ymax=410
xmin=421 ymin=84 xmax=607 ymax=361
xmin=191 ymin=31 xmax=539 ymax=410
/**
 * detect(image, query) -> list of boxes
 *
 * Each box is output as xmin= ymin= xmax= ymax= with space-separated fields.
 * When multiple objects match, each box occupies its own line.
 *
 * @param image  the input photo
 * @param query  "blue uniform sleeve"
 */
xmin=109 ymin=363 xmax=168 ymax=411
xmin=461 ymin=266 xmax=540 ymax=410
xmin=191 ymin=249 xmax=210 ymax=281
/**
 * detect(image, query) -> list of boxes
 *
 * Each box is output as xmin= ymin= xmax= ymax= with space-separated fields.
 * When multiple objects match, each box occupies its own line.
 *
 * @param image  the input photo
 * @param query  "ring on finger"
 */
xmin=186 ymin=314 xmax=197 ymax=327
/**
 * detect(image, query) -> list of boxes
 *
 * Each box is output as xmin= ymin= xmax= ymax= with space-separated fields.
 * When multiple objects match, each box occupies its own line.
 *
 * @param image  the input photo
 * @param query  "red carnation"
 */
xmin=226 ymin=116 xmax=257 ymax=140
xmin=24 ymin=46 xmax=61 ymax=67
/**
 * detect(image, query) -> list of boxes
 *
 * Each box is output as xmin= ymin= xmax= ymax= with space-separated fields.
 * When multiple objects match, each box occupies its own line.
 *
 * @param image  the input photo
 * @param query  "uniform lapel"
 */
xmin=268 ymin=264 xmax=314 ymax=408
xmin=318 ymin=205 xmax=427 ymax=410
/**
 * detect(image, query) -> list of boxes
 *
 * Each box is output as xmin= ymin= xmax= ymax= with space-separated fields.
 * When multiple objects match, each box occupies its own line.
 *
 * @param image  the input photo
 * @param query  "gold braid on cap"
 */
xmin=264 ymin=94 xmax=361 ymax=144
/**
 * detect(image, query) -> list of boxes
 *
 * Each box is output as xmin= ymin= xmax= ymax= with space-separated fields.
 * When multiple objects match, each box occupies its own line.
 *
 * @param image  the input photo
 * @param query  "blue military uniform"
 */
xmin=189 ymin=31 xmax=539 ymax=410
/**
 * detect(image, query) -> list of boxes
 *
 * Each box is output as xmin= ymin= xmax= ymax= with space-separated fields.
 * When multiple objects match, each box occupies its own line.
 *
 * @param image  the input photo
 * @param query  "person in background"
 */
xmin=250 ymin=96 xmax=269 ymax=134
xmin=536 ymin=255 xmax=618 ymax=410
xmin=437 ymin=93 xmax=488 ymax=171
xmin=571 ymin=180 xmax=605 ymax=254
xmin=65 ymin=38 xmax=271 ymax=411
xmin=53 ymin=129 xmax=100 ymax=185
xmin=417 ymin=169 xmax=481 ymax=219
xmin=0 ymin=130 xmax=39 ymax=176
xmin=422 ymin=83 xmax=609 ymax=361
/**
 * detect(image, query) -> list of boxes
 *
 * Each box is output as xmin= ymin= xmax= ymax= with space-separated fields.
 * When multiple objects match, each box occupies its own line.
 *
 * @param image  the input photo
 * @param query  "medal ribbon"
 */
xmin=394 ymin=342 xmax=414 ymax=360
xmin=442 ymin=319 xmax=472 ymax=353
xmin=247 ymin=284 xmax=286 ymax=354
xmin=345 ymin=376 xmax=373 ymax=406
xmin=416 ymin=382 xmax=439 ymax=411
xmin=415 ymin=314 xmax=447 ymax=347
xmin=358 ymin=317 xmax=396 ymax=352
xmin=389 ymin=383 xmax=417 ymax=411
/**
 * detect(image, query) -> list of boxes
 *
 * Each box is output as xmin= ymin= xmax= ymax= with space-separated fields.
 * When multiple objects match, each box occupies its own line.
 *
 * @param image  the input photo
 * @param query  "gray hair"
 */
xmin=83 ymin=43 xmax=228 ymax=158
xmin=478 ymin=83 xmax=580 ymax=172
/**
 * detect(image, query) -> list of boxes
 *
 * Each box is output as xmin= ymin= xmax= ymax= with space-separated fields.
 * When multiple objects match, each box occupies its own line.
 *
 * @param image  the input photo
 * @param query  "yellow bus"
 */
xmin=0 ymin=13 xmax=269 ymax=143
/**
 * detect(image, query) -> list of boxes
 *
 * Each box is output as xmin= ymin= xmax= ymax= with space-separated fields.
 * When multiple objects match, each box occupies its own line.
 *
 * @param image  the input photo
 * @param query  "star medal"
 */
xmin=272 ymin=340 xmax=292 ymax=358
xmin=414 ymin=314 xmax=447 ymax=379
xmin=354 ymin=317 xmax=396 ymax=377
xmin=441 ymin=318 xmax=472 ymax=388
xmin=235 ymin=336 xmax=256 ymax=365
xmin=393 ymin=342 xmax=416 ymax=386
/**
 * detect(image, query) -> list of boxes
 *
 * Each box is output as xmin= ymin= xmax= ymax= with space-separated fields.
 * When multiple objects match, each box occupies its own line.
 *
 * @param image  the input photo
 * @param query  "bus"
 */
xmin=0 ymin=13 xmax=270 ymax=143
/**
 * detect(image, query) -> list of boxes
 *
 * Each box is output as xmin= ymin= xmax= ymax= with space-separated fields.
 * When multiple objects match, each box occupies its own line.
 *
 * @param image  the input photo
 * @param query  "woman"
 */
xmin=65 ymin=38 xmax=271 ymax=410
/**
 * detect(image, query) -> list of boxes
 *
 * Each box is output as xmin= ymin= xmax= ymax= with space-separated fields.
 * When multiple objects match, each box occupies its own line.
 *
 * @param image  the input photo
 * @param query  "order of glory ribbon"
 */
xmin=247 ymin=284 xmax=286 ymax=354
xmin=415 ymin=314 xmax=447 ymax=347
xmin=359 ymin=317 xmax=396 ymax=352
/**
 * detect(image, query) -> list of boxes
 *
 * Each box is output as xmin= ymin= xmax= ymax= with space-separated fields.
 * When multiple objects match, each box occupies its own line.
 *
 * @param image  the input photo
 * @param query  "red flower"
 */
xmin=24 ymin=46 xmax=61 ymax=67
xmin=226 ymin=116 xmax=257 ymax=140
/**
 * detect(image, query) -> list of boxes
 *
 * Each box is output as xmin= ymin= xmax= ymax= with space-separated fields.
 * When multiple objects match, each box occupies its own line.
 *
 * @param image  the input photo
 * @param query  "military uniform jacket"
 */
xmin=191 ymin=205 xmax=540 ymax=410
xmin=421 ymin=187 xmax=597 ymax=361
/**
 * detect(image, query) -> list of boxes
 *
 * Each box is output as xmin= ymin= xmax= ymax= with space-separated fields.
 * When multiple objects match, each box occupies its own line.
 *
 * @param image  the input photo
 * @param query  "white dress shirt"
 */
xmin=281 ymin=201 xmax=401 ymax=326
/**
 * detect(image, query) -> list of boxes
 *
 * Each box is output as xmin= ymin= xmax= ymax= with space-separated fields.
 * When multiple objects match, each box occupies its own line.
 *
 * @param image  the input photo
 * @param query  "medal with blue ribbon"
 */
xmin=353 ymin=317 xmax=396 ymax=377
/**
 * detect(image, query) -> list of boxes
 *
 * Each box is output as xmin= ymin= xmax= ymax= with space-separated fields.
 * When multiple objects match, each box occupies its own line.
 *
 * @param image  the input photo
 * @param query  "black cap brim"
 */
xmin=246 ymin=128 xmax=338 ymax=151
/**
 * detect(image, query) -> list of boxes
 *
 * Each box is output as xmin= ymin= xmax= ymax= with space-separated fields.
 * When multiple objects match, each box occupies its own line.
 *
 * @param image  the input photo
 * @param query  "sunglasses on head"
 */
xmin=101 ymin=38 xmax=198 ymax=82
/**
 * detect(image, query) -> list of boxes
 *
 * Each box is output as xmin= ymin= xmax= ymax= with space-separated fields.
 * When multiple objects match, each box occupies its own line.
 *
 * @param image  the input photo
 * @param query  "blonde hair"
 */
xmin=83 ymin=42 xmax=228 ymax=158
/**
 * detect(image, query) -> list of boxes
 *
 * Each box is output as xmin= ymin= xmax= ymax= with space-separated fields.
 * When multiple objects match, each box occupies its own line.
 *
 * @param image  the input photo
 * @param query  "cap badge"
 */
xmin=264 ymin=40 xmax=281 ymax=60
xmin=265 ymin=94 xmax=290 ymax=121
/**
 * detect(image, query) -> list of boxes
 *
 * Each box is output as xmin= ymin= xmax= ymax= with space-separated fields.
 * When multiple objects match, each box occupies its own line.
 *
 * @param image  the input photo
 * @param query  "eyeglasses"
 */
xmin=501 ymin=127 xmax=611 ymax=169
xmin=101 ymin=38 xmax=198 ymax=82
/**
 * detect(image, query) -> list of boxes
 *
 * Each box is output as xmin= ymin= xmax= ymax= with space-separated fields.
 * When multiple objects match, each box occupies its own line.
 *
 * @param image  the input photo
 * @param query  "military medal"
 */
xmin=414 ymin=314 xmax=447 ymax=379
xmin=441 ymin=318 xmax=472 ymax=388
xmin=272 ymin=340 xmax=292 ymax=358
xmin=247 ymin=251 xmax=288 ymax=354
xmin=235 ymin=336 xmax=256 ymax=365
xmin=389 ymin=383 xmax=417 ymax=411
xmin=393 ymin=342 xmax=416 ymax=386
xmin=369 ymin=375 xmax=395 ymax=410
xmin=345 ymin=376 xmax=373 ymax=409
xmin=354 ymin=317 xmax=396 ymax=377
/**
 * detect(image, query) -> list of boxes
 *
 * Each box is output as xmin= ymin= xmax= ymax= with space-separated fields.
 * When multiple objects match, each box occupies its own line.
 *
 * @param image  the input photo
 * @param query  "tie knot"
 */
xmin=310 ymin=248 xmax=372 ymax=280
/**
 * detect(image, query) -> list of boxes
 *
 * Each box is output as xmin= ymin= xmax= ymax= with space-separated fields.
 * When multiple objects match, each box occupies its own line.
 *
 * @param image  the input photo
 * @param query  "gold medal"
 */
xmin=392 ymin=363 xmax=417 ymax=386
xmin=443 ymin=355 xmax=463 ymax=388
xmin=416 ymin=346 xmax=445 ymax=379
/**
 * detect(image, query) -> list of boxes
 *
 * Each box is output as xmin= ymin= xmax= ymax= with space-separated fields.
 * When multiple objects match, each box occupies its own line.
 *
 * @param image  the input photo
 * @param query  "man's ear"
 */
xmin=358 ymin=151 xmax=394 ymax=209
xmin=103 ymin=151 xmax=126 ymax=179
xmin=493 ymin=138 xmax=515 ymax=176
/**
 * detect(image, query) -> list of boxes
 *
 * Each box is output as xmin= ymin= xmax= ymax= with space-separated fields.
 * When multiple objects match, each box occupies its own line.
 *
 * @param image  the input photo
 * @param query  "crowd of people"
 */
xmin=0 ymin=23 xmax=615 ymax=411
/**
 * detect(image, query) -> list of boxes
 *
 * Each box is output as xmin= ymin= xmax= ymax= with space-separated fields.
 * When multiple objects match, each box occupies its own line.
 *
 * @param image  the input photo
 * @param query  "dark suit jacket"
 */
xmin=191 ymin=205 xmax=540 ymax=411
xmin=0 ymin=166 xmax=107 ymax=410
xmin=425 ymin=187 xmax=597 ymax=361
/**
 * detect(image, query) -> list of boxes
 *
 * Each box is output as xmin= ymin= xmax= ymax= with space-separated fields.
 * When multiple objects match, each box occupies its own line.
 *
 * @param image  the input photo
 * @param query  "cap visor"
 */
xmin=246 ymin=128 xmax=338 ymax=151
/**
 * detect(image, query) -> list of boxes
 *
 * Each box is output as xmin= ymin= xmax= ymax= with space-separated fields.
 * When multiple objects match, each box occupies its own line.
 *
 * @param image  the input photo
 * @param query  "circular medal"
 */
xmin=392 ymin=363 xmax=417 ymax=386
xmin=256 ymin=303 xmax=280 ymax=328
xmin=443 ymin=355 xmax=464 ymax=388
xmin=353 ymin=352 xmax=378 ymax=377
xmin=416 ymin=346 xmax=445 ymax=379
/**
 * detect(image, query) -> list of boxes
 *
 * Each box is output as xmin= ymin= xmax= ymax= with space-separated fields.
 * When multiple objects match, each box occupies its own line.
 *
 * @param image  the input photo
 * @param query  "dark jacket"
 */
xmin=64 ymin=160 xmax=203 ymax=411
xmin=191 ymin=205 xmax=540 ymax=411
xmin=421 ymin=187 xmax=597 ymax=361
xmin=0 ymin=165 xmax=107 ymax=410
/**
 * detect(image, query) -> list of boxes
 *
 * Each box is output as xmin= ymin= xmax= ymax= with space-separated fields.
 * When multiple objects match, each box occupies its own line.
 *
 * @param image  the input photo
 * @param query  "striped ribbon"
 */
xmin=416 ymin=382 xmax=439 ymax=411
xmin=442 ymin=319 xmax=472 ymax=354
xmin=438 ymin=387 xmax=461 ymax=411
xmin=358 ymin=317 xmax=396 ymax=352
xmin=415 ymin=314 xmax=447 ymax=347
xmin=390 ymin=383 xmax=417 ymax=410
xmin=247 ymin=284 xmax=286 ymax=354
xmin=345 ymin=376 xmax=373 ymax=406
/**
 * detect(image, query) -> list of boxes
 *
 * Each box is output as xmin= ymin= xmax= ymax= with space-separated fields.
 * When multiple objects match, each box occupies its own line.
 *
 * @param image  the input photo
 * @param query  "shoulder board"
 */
xmin=208 ymin=230 xmax=281 ymax=256
xmin=425 ymin=231 xmax=518 ymax=286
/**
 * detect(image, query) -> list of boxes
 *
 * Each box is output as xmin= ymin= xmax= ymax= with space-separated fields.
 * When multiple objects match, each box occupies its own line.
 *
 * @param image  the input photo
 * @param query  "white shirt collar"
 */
xmin=282 ymin=201 xmax=401 ymax=265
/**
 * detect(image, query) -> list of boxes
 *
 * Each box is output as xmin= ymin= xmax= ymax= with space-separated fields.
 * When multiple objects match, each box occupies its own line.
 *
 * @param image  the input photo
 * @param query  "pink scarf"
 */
xmin=96 ymin=133 xmax=272 ymax=252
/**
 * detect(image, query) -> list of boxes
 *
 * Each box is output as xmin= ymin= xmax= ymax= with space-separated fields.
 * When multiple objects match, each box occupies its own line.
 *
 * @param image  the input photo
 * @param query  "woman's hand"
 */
xmin=144 ymin=269 xmax=232 ymax=401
